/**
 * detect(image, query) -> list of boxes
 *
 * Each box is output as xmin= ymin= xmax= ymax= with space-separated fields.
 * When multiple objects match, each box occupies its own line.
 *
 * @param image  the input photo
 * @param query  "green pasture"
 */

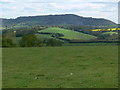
xmin=2 ymin=45 xmax=118 ymax=88
xmin=102 ymin=32 xmax=118 ymax=35
xmin=36 ymin=34 xmax=54 ymax=39
xmin=38 ymin=27 xmax=97 ymax=40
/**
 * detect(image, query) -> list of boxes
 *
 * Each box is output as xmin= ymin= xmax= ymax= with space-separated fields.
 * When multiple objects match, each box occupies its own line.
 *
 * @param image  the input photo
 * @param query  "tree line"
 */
xmin=2 ymin=30 xmax=63 ymax=47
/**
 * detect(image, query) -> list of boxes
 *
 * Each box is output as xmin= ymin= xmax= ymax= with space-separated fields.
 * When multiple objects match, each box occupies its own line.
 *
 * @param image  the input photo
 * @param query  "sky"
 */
xmin=0 ymin=0 xmax=119 ymax=23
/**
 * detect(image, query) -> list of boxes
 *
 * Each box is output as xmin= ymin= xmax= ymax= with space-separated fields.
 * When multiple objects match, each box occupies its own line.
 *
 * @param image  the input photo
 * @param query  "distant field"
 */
xmin=36 ymin=34 xmax=54 ymax=39
xmin=2 ymin=45 xmax=118 ymax=88
xmin=102 ymin=32 xmax=118 ymax=35
xmin=91 ymin=28 xmax=120 ymax=31
xmin=38 ymin=27 xmax=97 ymax=41
xmin=0 ymin=27 xmax=5 ymax=30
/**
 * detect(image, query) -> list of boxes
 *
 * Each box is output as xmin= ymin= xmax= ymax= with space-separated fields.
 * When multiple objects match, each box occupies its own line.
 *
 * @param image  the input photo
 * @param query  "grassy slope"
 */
xmin=36 ymin=34 xmax=53 ymax=39
xmin=38 ymin=27 xmax=97 ymax=40
xmin=3 ymin=46 xmax=118 ymax=88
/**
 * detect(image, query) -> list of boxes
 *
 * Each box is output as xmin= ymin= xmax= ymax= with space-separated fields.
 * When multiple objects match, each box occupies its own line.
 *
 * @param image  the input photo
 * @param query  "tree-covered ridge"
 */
xmin=1 ymin=14 xmax=116 ymax=28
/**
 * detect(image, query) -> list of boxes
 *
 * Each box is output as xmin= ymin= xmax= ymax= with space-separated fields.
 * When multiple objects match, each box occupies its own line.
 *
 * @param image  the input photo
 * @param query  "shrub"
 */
xmin=19 ymin=34 xmax=44 ymax=47
xmin=2 ymin=38 xmax=16 ymax=47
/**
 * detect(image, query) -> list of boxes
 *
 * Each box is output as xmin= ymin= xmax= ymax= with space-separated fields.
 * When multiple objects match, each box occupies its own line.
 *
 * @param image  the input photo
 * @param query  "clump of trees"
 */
xmin=19 ymin=34 xmax=44 ymax=47
xmin=2 ymin=37 xmax=16 ymax=47
xmin=2 ymin=29 xmax=16 ymax=47
xmin=97 ymin=32 xmax=118 ymax=41
xmin=2 ymin=33 xmax=64 ymax=47
xmin=19 ymin=35 xmax=64 ymax=47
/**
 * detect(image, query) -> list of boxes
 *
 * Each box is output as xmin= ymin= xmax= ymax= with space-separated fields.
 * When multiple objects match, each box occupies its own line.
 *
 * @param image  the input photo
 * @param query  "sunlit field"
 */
xmin=91 ymin=28 xmax=120 ymax=31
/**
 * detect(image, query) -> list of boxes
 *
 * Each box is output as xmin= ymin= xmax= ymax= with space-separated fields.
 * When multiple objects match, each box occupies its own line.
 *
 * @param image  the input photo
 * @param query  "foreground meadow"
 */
xmin=2 ymin=45 xmax=118 ymax=88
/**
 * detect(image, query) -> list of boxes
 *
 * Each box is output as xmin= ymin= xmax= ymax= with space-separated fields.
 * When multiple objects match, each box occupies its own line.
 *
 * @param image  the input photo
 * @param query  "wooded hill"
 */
xmin=1 ymin=14 xmax=117 ymax=28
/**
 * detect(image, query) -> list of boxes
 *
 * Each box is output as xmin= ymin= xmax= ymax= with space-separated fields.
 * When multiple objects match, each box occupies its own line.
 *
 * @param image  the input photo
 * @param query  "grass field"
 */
xmin=2 ymin=45 xmax=118 ymax=88
xmin=36 ymin=34 xmax=54 ymax=39
xmin=102 ymin=32 xmax=118 ymax=35
xmin=38 ymin=27 xmax=97 ymax=40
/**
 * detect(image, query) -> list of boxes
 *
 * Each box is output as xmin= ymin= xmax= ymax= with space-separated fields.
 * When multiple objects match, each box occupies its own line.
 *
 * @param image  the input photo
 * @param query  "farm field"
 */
xmin=38 ymin=27 xmax=97 ymax=40
xmin=91 ymin=28 xmax=120 ymax=31
xmin=2 ymin=45 xmax=118 ymax=88
xmin=102 ymin=32 xmax=118 ymax=35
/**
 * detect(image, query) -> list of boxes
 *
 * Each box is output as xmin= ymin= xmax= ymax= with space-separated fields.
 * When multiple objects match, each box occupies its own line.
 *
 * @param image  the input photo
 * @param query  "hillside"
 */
xmin=1 ymin=14 xmax=116 ymax=27
xmin=37 ymin=27 xmax=97 ymax=41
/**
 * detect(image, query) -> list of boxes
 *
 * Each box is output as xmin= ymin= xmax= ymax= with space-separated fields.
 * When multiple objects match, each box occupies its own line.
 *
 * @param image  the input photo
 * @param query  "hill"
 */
xmin=37 ymin=27 xmax=97 ymax=41
xmin=1 ymin=14 xmax=116 ymax=27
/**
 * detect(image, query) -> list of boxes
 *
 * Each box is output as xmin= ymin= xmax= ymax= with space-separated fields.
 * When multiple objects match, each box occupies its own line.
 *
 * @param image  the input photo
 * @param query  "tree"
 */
xmin=2 ymin=36 xmax=16 ymax=47
xmin=2 ymin=29 xmax=17 ymax=47
xmin=20 ymin=34 xmax=44 ymax=47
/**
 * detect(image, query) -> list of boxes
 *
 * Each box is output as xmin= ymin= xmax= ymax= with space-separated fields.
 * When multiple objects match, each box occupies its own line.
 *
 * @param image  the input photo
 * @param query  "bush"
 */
xmin=2 ymin=30 xmax=17 ymax=47
xmin=20 ymin=34 xmax=44 ymax=47
xmin=2 ymin=38 xmax=16 ymax=47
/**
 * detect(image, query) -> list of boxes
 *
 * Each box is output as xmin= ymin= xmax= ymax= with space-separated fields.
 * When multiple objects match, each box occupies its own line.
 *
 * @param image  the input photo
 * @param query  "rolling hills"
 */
xmin=37 ymin=27 xmax=97 ymax=41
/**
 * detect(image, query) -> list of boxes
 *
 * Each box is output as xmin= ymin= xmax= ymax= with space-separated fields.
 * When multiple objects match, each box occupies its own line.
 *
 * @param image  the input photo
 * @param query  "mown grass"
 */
xmin=2 ymin=45 xmax=118 ymax=88
xmin=38 ymin=27 xmax=97 ymax=40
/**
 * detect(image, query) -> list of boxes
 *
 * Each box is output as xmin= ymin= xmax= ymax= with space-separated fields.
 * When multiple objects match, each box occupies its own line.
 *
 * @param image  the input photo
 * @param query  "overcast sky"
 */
xmin=0 ymin=0 xmax=119 ymax=23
